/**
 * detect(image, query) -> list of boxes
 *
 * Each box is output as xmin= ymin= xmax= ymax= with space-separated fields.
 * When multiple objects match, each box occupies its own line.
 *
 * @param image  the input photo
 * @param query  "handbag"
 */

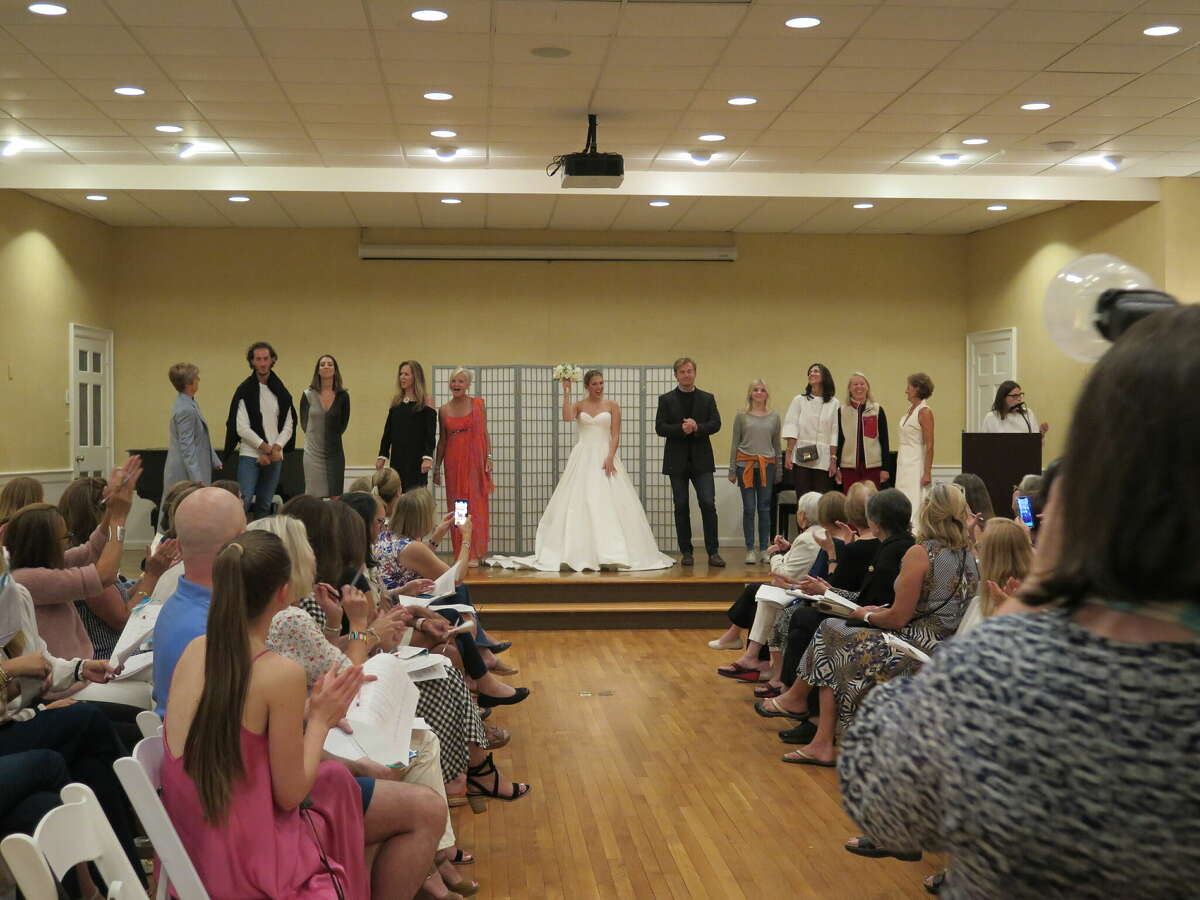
xmin=794 ymin=443 xmax=819 ymax=464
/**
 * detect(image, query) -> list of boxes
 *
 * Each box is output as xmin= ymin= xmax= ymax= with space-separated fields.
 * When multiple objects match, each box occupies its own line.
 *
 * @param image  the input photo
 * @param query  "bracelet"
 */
xmin=108 ymin=524 xmax=126 ymax=542
xmin=74 ymin=660 xmax=84 ymax=682
xmin=414 ymin=618 xmax=426 ymax=634
xmin=365 ymin=627 xmax=381 ymax=644
xmin=348 ymin=631 xmax=369 ymax=643
xmin=862 ymin=612 xmax=872 ymax=625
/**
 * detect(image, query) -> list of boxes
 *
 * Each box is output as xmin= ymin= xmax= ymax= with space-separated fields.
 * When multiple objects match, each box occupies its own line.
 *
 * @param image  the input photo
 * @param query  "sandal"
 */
xmin=717 ymin=662 xmax=762 ymax=682
xmin=466 ymin=752 xmax=532 ymax=813
xmin=753 ymin=697 xmax=808 ymax=720
xmin=781 ymin=749 xmax=836 ymax=767
xmin=843 ymin=835 xmax=922 ymax=862
xmin=924 ymin=870 xmax=946 ymax=895
xmin=489 ymin=660 xmax=519 ymax=676
xmin=447 ymin=848 xmax=475 ymax=866
xmin=483 ymin=723 xmax=510 ymax=749
xmin=754 ymin=683 xmax=783 ymax=699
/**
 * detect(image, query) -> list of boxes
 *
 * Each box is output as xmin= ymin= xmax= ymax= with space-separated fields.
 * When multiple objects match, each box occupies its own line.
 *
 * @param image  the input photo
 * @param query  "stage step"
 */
xmin=472 ymin=582 xmax=736 ymax=629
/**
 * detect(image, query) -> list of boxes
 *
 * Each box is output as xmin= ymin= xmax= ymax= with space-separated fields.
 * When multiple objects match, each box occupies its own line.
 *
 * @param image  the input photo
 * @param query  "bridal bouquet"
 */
xmin=553 ymin=364 xmax=584 ymax=383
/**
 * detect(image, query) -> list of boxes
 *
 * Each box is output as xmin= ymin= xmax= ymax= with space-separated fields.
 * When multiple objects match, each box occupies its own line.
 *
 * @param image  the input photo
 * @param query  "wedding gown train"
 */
xmin=489 ymin=411 xmax=673 ymax=572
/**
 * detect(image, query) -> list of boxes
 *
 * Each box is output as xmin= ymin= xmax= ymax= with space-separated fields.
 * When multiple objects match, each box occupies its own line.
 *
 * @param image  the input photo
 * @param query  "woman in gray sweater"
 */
xmin=727 ymin=379 xmax=781 ymax=564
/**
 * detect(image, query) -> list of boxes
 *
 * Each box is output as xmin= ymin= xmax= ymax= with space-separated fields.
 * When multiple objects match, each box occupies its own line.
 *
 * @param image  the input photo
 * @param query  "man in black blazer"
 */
xmin=655 ymin=357 xmax=724 ymax=567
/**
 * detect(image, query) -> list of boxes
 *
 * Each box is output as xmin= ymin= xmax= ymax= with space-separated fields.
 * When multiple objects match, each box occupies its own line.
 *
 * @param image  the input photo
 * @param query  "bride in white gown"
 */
xmin=489 ymin=370 xmax=673 ymax=572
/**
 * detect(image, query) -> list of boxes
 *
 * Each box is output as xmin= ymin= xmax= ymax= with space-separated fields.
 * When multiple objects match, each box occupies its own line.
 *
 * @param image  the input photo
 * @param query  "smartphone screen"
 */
xmin=453 ymin=499 xmax=468 ymax=525
xmin=1016 ymin=495 xmax=1035 ymax=528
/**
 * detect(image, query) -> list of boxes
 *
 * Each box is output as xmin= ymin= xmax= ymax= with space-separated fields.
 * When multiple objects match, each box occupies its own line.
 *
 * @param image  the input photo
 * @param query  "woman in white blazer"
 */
xmin=163 ymin=363 xmax=222 ymax=488
xmin=782 ymin=363 xmax=840 ymax=494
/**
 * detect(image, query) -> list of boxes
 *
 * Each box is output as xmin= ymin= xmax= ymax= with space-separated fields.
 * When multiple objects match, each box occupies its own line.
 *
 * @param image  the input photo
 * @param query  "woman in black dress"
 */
xmin=376 ymin=359 xmax=438 ymax=491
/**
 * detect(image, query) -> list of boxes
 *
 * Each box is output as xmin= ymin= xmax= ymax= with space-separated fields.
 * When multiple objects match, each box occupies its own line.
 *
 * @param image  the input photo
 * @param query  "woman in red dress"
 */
xmin=434 ymin=367 xmax=493 ymax=566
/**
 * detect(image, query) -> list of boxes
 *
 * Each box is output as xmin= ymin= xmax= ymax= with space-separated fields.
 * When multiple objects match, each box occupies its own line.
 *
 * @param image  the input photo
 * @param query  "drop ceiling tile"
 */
xmin=48 ymin=135 xmax=145 ymax=152
xmin=344 ymin=192 xmax=422 ymax=227
xmin=240 ymin=153 xmax=325 ymax=166
xmin=989 ymin=148 xmax=1082 ymax=165
xmin=272 ymin=191 xmax=361 ymax=227
xmin=136 ymin=134 xmax=222 ymax=154
xmin=953 ymin=114 xmax=1053 ymax=134
xmin=393 ymin=103 xmax=488 ymax=125
xmin=387 ymin=84 xmax=488 ymax=107
xmin=491 ymin=85 xmax=594 ymax=108
xmin=1166 ymin=101 xmax=1200 ymax=117
xmin=224 ymin=137 xmax=318 ymax=155
xmin=795 ymin=198 xmax=903 ymax=233
xmin=953 ymin=161 xmax=1053 ymax=174
xmin=608 ymin=36 xmax=726 ymax=68
xmin=416 ymin=194 xmax=487 ymax=228
xmin=0 ymin=55 xmax=56 ymax=79
xmin=178 ymin=81 xmax=289 ymax=103
xmin=155 ymin=56 xmax=277 ymax=82
xmin=274 ymin=58 xmax=383 ymax=84
xmin=818 ymin=146 xmax=909 ymax=164
xmin=208 ymin=120 xmax=309 ymax=137
xmin=238 ymin=0 xmax=369 ymax=30
xmin=66 ymin=80 xmax=187 ymax=103
xmin=1 ymin=2 xmax=121 ymax=26
xmin=0 ymin=79 xmax=78 ymax=101
xmin=858 ymin=6 xmax=999 ymax=41
xmin=618 ymin=4 xmax=746 ymax=38
xmin=1087 ymin=13 xmax=1200 ymax=46
xmin=37 ymin=54 xmax=162 ymax=81
xmin=737 ymin=4 xmax=876 ymax=39
xmin=494 ymin=62 xmax=601 ymax=89
xmin=313 ymin=138 xmax=406 ymax=156
xmin=1050 ymin=114 xmax=1150 ymax=133
xmin=1114 ymin=73 xmax=1200 ymax=98
xmin=317 ymin=153 xmax=406 ymax=167
xmin=732 ymin=197 xmax=833 ymax=231
xmin=255 ymin=29 xmax=375 ymax=59
xmin=200 ymin=191 xmax=297 ymax=226
xmin=766 ymin=111 xmax=874 ymax=131
xmin=912 ymin=69 xmax=1032 ymax=94
xmin=309 ymin=122 xmax=400 ymax=139
xmin=0 ymin=33 xmax=22 ymax=55
xmin=1156 ymin=48 xmax=1200 ymax=76
xmin=668 ymin=127 xmax=756 ymax=145
xmin=976 ymin=95 xmax=1094 ymax=117
xmin=609 ymin=196 xmax=694 ymax=231
xmin=21 ymin=117 xmax=130 ymax=136
xmin=1047 ymin=44 xmax=1179 ymax=73
xmin=786 ymin=91 xmax=896 ymax=113
xmin=1128 ymin=118 xmax=1200 ymax=136
xmin=803 ymin=160 xmax=892 ymax=173
xmin=491 ymin=34 xmax=611 ymax=66
xmin=381 ymin=60 xmax=487 ymax=87
xmin=702 ymin=66 xmax=818 ymax=92
xmin=674 ymin=109 xmax=776 ymax=129
xmin=856 ymin=200 xmax=972 ymax=234
xmin=1106 ymin=161 xmax=1200 ymax=177
xmin=193 ymin=101 xmax=297 ymax=122
xmin=382 ymin=32 xmax=500 ymax=63
xmin=106 ymin=0 xmax=244 ymax=28
xmin=937 ymin=41 xmax=1075 ymax=71
xmin=973 ymin=11 xmax=1122 ymax=43
xmin=0 ymin=99 xmax=104 ymax=118
xmin=691 ymin=89 xmax=796 ymax=111
xmin=1098 ymin=134 xmax=1196 ymax=151
xmin=296 ymin=103 xmax=394 ymax=124
xmin=753 ymin=129 xmax=850 ymax=147
xmin=493 ymin=1 xmax=620 ymax=37
xmin=486 ymin=125 xmax=579 ymax=143
xmin=69 ymin=148 xmax=162 ymax=163
xmin=152 ymin=148 xmax=238 ymax=164
xmin=860 ymin=113 xmax=965 ymax=133
xmin=405 ymin=145 xmax=487 ymax=167
xmin=672 ymin=197 xmax=764 ymax=232
xmin=885 ymin=93 xmax=993 ymax=115
xmin=0 ymin=120 xmax=41 ymax=137
xmin=808 ymin=68 xmax=926 ymax=93
xmin=132 ymin=27 xmax=261 ymax=57
xmin=284 ymin=83 xmax=389 ymax=105
xmin=1015 ymin=71 xmax=1137 ymax=95
xmin=1012 ymin=132 xmax=1108 ymax=149
xmin=925 ymin=132 xmax=1026 ymax=150
xmin=1079 ymin=95 xmax=1190 ymax=116
xmin=830 ymin=38 xmax=960 ymax=69
xmin=126 ymin=190 xmax=232 ymax=226
xmin=721 ymin=37 xmax=845 ymax=68
xmin=5 ymin=24 xmax=144 ymax=55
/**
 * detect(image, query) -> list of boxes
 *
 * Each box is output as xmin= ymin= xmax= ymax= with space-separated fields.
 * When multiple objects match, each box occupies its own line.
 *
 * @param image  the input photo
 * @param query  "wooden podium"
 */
xmin=961 ymin=433 xmax=1042 ymax=519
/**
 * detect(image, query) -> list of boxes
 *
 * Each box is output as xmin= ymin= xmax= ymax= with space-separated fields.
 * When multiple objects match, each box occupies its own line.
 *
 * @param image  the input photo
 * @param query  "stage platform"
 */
xmin=464 ymin=554 xmax=762 ymax=629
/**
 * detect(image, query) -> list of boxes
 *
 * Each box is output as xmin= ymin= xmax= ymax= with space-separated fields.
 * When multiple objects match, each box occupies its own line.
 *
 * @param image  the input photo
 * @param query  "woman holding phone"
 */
xmin=433 ymin=368 xmax=493 ymax=566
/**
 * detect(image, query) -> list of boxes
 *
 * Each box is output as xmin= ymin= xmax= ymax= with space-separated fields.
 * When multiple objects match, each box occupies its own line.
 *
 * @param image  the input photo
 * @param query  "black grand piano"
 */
xmin=129 ymin=448 xmax=307 ymax=527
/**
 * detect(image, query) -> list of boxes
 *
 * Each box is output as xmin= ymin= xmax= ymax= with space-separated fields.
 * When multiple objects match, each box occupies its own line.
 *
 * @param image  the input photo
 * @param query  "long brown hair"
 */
xmin=183 ymin=531 xmax=290 ymax=824
xmin=977 ymin=518 xmax=1032 ymax=617
xmin=391 ymin=360 xmax=428 ymax=408
xmin=57 ymin=476 xmax=106 ymax=546
xmin=2 ymin=504 xmax=66 ymax=570
xmin=0 ymin=477 xmax=43 ymax=525
xmin=308 ymin=354 xmax=344 ymax=393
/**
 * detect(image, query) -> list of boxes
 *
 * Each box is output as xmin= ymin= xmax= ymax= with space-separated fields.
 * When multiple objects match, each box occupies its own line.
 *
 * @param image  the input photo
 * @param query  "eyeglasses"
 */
xmin=374 ymin=517 xmax=387 ymax=527
xmin=1007 ymin=391 xmax=1024 ymax=399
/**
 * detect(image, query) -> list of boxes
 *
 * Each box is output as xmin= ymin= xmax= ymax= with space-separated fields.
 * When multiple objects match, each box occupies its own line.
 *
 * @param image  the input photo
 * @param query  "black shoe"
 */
xmin=477 ymin=686 xmax=530 ymax=709
xmin=489 ymin=641 xmax=513 ymax=655
xmin=680 ymin=554 xmax=695 ymax=566
xmin=708 ymin=553 xmax=726 ymax=568
xmin=779 ymin=721 xmax=818 ymax=744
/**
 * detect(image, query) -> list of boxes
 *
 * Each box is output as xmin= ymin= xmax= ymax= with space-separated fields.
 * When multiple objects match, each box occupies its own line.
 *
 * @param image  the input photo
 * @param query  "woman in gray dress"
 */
xmin=164 ymin=362 xmax=222 ymax=487
xmin=300 ymin=354 xmax=350 ymax=498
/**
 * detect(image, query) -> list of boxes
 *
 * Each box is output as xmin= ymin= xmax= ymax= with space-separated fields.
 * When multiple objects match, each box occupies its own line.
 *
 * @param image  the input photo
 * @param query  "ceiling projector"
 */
xmin=547 ymin=114 xmax=624 ymax=189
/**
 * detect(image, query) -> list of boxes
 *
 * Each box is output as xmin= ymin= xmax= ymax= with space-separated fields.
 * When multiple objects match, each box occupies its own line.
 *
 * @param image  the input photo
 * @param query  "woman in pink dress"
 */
xmin=433 ymin=368 xmax=494 ymax=566
xmin=161 ymin=530 xmax=373 ymax=900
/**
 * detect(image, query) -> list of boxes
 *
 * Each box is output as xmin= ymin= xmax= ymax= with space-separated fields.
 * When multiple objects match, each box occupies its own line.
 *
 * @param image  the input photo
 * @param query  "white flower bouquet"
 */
xmin=553 ymin=364 xmax=584 ymax=383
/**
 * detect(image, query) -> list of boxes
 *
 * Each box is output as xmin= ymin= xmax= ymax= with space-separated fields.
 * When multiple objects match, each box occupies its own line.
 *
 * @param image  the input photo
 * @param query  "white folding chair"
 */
xmin=113 ymin=737 xmax=210 ymax=900
xmin=135 ymin=710 xmax=163 ymax=739
xmin=0 ymin=783 xmax=149 ymax=900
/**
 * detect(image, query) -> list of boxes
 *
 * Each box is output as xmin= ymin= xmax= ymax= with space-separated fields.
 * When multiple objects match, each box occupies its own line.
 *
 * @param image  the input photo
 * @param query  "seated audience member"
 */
xmin=211 ymin=479 xmax=243 ymax=500
xmin=840 ymin=306 xmax=1200 ymax=899
xmin=707 ymin=492 xmax=823 ymax=660
xmin=255 ymin=515 xmax=479 ymax=896
xmin=162 ymin=529 xmax=444 ymax=900
xmin=952 ymin=472 xmax=993 ymax=545
xmin=0 ymin=476 xmax=42 ymax=533
xmin=0 ymin=560 xmax=143 ymax=883
xmin=1012 ymin=473 xmax=1043 ymax=517
xmin=5 ymin=457 xmax=146 ymax=660
xmin=772 ymin=484 xmax=977 ymax=766
xmin=152 ymin=486 xmax=247 ymax=718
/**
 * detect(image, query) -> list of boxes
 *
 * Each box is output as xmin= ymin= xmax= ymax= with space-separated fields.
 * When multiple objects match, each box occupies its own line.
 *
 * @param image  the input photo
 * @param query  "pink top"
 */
xmin=161 ymin=663 xmax=369 ymax=899
xmin=11 ymin=523 xmax=106 ymax=659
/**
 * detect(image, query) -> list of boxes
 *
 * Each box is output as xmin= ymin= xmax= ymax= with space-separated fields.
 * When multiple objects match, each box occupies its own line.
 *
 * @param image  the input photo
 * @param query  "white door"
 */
xmin=966 ymin=328 xmax=1016 ymax=432
xmin=69 ymin=324 xmax=114 ymax=479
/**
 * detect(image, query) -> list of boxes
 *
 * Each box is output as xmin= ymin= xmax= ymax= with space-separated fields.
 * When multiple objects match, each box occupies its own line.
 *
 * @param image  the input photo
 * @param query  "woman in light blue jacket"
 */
xmin=163 ymin=363 xmax=222 ymax=488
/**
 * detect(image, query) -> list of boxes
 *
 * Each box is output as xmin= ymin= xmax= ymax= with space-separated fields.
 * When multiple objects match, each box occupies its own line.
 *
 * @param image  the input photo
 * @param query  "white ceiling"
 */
xmin=0 ymin=0 xmax=1192 ymax=231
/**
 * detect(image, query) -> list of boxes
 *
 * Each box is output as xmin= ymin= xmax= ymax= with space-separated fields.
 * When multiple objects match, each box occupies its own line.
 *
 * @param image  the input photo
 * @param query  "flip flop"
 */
xmin=753 ymin=683 xmax=783 ymax=699
xmin=844 ymin=836 xmax=922 ymax=862
xmin=717 ymin=662 xmax=762 ymax=682
xmin=781 ymin=749 xmax=836 ymax=767
xmin=754 ymin=698 xmax=808 ymax=720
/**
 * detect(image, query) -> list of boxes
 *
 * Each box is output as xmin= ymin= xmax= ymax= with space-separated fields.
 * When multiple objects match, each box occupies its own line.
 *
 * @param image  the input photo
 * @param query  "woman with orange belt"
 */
xmin=727 ymin=379 xmax=781 ymax=564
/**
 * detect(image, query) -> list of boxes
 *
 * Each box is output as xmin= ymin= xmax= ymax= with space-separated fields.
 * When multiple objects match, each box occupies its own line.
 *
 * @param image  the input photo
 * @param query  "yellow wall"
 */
xmin=964 ymin=200 xmax=1165 ymax=460
xmin=109 ymin=227 xmax=969 ymax=467
xmin=0 ymin=190 xmax=115 ymax=472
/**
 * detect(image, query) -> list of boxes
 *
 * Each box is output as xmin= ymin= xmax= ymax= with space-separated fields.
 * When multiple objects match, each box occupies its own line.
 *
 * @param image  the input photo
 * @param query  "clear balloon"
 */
xmin=1044 ymin=254 xmax=1157 ymax=362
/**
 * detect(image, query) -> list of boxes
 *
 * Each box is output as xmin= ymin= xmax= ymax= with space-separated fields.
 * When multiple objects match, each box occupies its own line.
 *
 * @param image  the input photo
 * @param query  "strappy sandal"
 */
xmin=753 ymin=697 xmax=808 ymax=720
xmin=754 ymin=682 xmax=783 ymax=699
xmin=446 ymin=848 xmax=475 ymax=866
xmin=924 ymin=870 xmax=946 ymax=895
xmin=466 ymin=752 xmax=532 ymax=813
xmin=843 ymin=835 xmax=922 ymax=862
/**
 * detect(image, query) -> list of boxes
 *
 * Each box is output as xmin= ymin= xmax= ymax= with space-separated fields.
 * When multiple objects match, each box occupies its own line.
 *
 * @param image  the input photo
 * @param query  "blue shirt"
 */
xmin=152 ymin=577 xmax=212 ymax=719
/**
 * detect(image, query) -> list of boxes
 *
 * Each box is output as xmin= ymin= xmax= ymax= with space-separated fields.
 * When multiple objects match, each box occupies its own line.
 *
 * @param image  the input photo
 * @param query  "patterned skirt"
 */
xmin=415 ymin=666 xmax=489 ymax=782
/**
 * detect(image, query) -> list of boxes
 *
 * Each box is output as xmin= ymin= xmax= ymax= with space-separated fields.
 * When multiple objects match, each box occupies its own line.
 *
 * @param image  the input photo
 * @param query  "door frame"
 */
xmin=67 ymin=322 xmax=115 ymax=477
xmin=965 ymin=327 xmax=1017 ymax=432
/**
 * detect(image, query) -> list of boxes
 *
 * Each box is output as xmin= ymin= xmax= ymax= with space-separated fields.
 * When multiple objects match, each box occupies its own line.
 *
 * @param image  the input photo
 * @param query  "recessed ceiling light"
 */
xmin=727 ymin=96 xmax=757 ymax=106
xmin=85 ymin=194 xmax=107 ymax=201
xmin=936 ymin=152 xmax=962 ymax=166
xmin=853 ymin=202 xmax=874 ymax=209
xmin=698 ymin=133 xmax=725 ymax=142
xmin=1 ymin=139 xmax=25 ymax=157
xmin=1021 ymin=102 xmax=1051 ymax=111
xmin=1143 ymin=25 xmax=1180 ymax=37
xmin=648 ymin=200 xmax=671 ymax=207
xmin=27 ymin=3 xmax=67 ymax=14
xmin=114 ymin=86 xmax=145 ymax=96
xmin=689 ymin=150 xmax=712 ymax=165
xmin=155 ymin=124 xmax=183 ymax=133
xmin=785 ymin=16 xmax=821 ymax=29
xmin=430 ymin=129 xmax=457 ymax=139
xmin=435 ymin=146 xmax=458 ymax=160
xmin=1094 ymin=154 xmax=1123 ymax=172
xmin=423 ymin=91 xmax=453 ymax=101
xmin=961 ymin=137 xmax=988 ymax=145
xmin=530 ymin=46 xmax=571 ymax=58
xmin=227 ymin=195 xmax=250 ymax=203
xmin=411 ymin=9 xmax=448 ymax=22
xmin=178 ymin=142 xmax=203 ymax=159
xmin=440 ymin=197 xmax=462 ymax=204
xmin=987 ymin=204 xmax=1008 ymax=212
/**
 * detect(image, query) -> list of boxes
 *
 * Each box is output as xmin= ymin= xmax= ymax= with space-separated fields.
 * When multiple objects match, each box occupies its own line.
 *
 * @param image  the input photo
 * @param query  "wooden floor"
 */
xmin=451 ymin=629 xmax=943 ymax=900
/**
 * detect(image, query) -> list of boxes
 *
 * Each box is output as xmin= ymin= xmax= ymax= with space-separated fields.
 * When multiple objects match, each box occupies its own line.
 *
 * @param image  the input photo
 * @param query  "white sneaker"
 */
xmin=745 ymin=550 xmax=759 ymax=564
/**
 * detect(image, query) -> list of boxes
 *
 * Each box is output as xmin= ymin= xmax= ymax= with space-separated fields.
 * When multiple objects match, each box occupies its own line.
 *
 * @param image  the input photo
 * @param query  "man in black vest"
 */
xmin=655 ymin=357 xmax=724 ymax=567
xmin=224 ymin=341 xmax=296 ymax=520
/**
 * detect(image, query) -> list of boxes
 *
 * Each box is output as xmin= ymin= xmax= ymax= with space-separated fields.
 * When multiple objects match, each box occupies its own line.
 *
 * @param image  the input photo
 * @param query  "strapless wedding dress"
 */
xmin=489 ymin=411 xmax=673 ymax=572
